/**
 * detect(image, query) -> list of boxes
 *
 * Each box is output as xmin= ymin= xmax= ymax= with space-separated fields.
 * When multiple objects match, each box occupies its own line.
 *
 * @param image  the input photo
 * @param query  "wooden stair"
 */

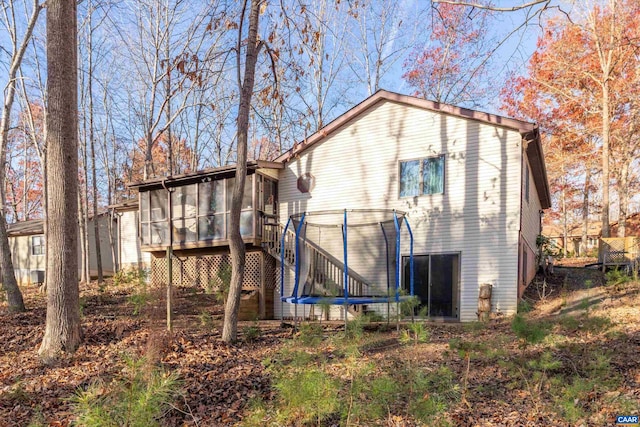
xmin=262 ymin=222 xmax=371 ymax=315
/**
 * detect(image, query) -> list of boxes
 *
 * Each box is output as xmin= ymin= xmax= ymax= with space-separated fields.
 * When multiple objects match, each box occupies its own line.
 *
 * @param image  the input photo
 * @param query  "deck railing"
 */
xmin=598 ymin=237 xmax=640 ymax=270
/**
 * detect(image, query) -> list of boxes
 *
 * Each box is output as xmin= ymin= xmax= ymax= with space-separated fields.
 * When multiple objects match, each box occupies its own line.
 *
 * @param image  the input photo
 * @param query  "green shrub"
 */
xmin=72 ymin=356 xmax=181 ymax=427
xmin=606 ymin=268 xmax=630 ymax=288
xmin=400 ymin=322 xmax=429 ymax=345
xmin=409 ymin=367 xmax=460 ymax=423
xmin=216 ymin=264 xmax=232 ymax=302
xmin=198 ymin=310 xmax=214 ymax=329
xmin=554 ymin=377 xmax=594 ymax=423
xmin=114 ymin=267 xmax=148 ymax=287
xmin=350 ymin=373 xmax=400 ymax=421
xmin=518 ymin=299 xmax=534 ymax=313
xmin=511 ymin=314 xmax=550 ymax=346
xmin=128 ymin=287 xmax=151 ymax=316
xmin=242 ymin=323 xmax=261 ymax=342
xmin=274 ymin=369 xmax=341 ymax=425
xmin=297 ymin=322 xmax=324 ymax=346
xmin=344 ymin=314 xmax=369 ymax=341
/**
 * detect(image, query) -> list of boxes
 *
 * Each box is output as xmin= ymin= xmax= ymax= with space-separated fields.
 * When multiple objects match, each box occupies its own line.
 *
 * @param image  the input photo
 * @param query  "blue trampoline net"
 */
xmin=280 ymin=209 xmax=414 ymax=305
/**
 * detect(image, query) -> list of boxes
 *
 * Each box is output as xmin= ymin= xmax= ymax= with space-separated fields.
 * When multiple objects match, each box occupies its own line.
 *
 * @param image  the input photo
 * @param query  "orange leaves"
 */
xmin=402 ymin=2 xmax=492 ymax=104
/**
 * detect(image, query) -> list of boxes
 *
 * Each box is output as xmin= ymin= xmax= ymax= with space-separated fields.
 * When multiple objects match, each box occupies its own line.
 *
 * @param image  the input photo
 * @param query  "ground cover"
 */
xmin=0 ymin=267 xmax=638 ymax=426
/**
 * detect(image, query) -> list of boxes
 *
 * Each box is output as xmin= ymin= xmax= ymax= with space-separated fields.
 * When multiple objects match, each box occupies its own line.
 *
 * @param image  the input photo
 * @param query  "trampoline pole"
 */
xmin=293 ymin=213 xmax=306 ymax=306
xmin=342 ymin=210 xmax=349 ymax=331
xmin=343 ymin=209 xmax=348 ymax=301
xmin=405 ymin=219 xmax=415 ymax=324
xmin=380 ymin=222 xmax=390 ymax=326
xmin=280 ymin=218 xmax=292 ymax=326
xmin=393 ymin=211 xmax=401 ymax=332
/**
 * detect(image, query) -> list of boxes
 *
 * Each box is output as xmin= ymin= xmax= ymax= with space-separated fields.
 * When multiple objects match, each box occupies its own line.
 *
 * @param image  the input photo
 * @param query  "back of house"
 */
xmin=128 ymin=90 xmax=550 ymax=322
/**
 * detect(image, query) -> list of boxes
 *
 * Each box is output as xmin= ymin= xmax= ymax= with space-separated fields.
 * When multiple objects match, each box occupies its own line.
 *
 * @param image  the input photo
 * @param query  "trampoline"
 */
xmin=279 ymin=209 xmax=414 ymax=316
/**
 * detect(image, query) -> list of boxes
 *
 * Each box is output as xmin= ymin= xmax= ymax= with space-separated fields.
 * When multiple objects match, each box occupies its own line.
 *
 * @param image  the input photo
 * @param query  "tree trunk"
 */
xmin=618 ymin=161 xmax=629 ymax=238
xmin=0 ymin=0 xmax=43 ymax=312
xmin=39 ymin=0 xmax=81 ymax=361
xmin=87 ymin=3 xmax=103 ymax=283
xmin=580 ymin=168 xmax=590 ymax=256
xmin=561 ymin=181 xmax=567 ymax=257
xmin=222 ymin=0 xmax=261 ymax=343
xmin=601 ymin=80 xmax=610 ymax=238
xmin=77 ymin=191 xmax=88 ymax=283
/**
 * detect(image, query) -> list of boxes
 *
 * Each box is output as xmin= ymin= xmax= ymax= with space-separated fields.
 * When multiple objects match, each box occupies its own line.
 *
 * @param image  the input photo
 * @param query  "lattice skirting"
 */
xmin=150 ymin=250 xmax=276 ymax=319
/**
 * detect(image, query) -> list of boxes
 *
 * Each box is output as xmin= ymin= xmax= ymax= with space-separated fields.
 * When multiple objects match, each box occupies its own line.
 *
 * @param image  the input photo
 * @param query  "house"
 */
xmin=7 ymin=215 xmax=116 ymax=285
xmin=109 ymin=201 xmax=151 ymax=271
xmin=542 ymin=222 xmax=601 ymax=256
xmin=128 ymin=90 xmax=550 ymax=322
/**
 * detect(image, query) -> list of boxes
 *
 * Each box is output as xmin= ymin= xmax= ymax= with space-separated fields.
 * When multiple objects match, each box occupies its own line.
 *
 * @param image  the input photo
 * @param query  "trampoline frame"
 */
xmin=280 ymin=209 xmax=414 ymax=311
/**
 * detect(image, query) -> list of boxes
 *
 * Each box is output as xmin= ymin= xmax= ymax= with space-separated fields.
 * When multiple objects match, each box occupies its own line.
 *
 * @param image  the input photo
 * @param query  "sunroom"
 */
xmin=130 ymin=161 xmax=281 ymax=251
xmin=128 ymin=161 xmax=283 ymax=320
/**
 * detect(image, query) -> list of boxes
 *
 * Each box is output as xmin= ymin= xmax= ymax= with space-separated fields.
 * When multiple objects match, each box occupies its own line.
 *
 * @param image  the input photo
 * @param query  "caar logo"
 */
xmin=616 ymin=415 xmax=639 ymax=425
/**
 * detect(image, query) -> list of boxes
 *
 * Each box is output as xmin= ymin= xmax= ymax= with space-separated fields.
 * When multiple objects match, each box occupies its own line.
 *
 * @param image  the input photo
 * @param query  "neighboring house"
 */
xmin=110 ymin=201 xmax=151 ymax=271
xmin=129 ymin=90 xmax=551 ymax=322
xmin=610 ymin=213 xmax=640 ymax=236
xmin=7 ymin=215 xmax=116 ymax=285
xmin=542 ymin=222 xmax=601 ymax=256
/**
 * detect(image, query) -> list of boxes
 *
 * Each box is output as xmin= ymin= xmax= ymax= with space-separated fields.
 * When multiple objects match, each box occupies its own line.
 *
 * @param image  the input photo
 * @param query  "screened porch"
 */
xmin=130 ymin=162 xmax=281 ymax=252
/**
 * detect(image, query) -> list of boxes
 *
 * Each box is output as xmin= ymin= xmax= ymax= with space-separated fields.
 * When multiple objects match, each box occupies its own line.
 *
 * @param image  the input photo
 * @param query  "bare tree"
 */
xmin=222 ymin=0 xmax=261 ymax=343
xmin=347 ymin=0 xmax=421 ymax=95
xmin=0 ymin=0 xmax=44 ymax=312
xmin=38 ymin=0 xmax=81 ymax=360
xmin=116 ymin=0 xmax=209 ymax=179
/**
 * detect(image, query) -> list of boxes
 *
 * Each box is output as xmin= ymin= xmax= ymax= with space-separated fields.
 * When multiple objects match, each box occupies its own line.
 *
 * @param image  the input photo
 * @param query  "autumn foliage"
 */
xmin=126 ymin=133 xmax=194 ymax=183
xmin=501 ymin=0 xmax=640 ymax=240
xmin=403 ymin=3 xmax=492 ymax=105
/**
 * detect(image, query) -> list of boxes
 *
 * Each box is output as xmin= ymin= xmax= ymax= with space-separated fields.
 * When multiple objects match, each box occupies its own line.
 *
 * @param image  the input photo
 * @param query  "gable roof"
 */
xmin=7 ymin=219 xmax=44 ymax=236
xmin=275 ymin=89 xmax=551 ymax=209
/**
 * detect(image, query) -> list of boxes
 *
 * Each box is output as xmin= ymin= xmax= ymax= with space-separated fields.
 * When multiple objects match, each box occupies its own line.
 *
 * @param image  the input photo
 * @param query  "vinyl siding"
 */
xmin=10 ymin=235 xmax=46 ymax=284
xmin=119 ymin=210 xmax=151 ymax=269
xmin=275 ymin=100 xmax=524 ymax=321
xmin=521 ymin=152 xmax=543 ymax=290
xmin=9 ymin=216 xmax=116 ymax=284
xmin=84 ymin=216 xmax=117 ymax=275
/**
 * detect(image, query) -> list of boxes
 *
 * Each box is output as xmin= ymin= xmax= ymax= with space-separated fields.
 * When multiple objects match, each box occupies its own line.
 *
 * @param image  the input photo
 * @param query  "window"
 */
xmin=399 ymin=155 xmax=444 ymax=197
xmin=172 ymin=184 xmax=197 ymax=243
xmin=140 ymin=190 xmax=168 ymax=245
xmin=32 ymin=235 xmax=45 ymax=256
xmin=198 ymin=180 xmax=225 ymax=240
xmin=140 ymin=175 xmax=257 ymax=246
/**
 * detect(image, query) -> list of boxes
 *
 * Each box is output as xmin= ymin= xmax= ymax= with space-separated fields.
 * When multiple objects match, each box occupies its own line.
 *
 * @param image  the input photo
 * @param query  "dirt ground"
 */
xmin=0 ymin=268 xmax=639 ymax=426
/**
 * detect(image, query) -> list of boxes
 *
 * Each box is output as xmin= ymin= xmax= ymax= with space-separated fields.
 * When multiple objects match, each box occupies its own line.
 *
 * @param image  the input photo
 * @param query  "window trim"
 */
xmin=398 ymin=154 xmax=445 ymax=198
xmin=31 ymin=235 xmax=45 ymax=256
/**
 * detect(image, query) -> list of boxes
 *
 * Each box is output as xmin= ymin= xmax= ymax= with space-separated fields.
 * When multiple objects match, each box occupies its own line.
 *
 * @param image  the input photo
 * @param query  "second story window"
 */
xmin=399 ymin=155 xmax=445 ymax=198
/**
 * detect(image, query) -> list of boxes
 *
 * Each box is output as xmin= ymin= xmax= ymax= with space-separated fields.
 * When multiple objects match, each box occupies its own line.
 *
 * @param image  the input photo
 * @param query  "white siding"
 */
xmin=10 ymin=235 xmax=45 ymax=284
xmin=521 ymin=152 xmax=543 ymax=290
xmin=10 ymin=216 xmax=117 ymax=284
xmin=276 ymin=100 xmax=524 ymax=321
xmin=521 ymin=155 xmax=542 ymax=250
xmin=119 ymin=210 xmax=151 ymax=269
xmin=83 ymin=216 xmax=117 ymax=276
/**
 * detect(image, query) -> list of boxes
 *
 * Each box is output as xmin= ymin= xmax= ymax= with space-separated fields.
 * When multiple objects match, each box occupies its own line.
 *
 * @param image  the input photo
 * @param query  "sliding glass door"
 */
xmin=403 ymin=253 xmax=459 ymax=319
